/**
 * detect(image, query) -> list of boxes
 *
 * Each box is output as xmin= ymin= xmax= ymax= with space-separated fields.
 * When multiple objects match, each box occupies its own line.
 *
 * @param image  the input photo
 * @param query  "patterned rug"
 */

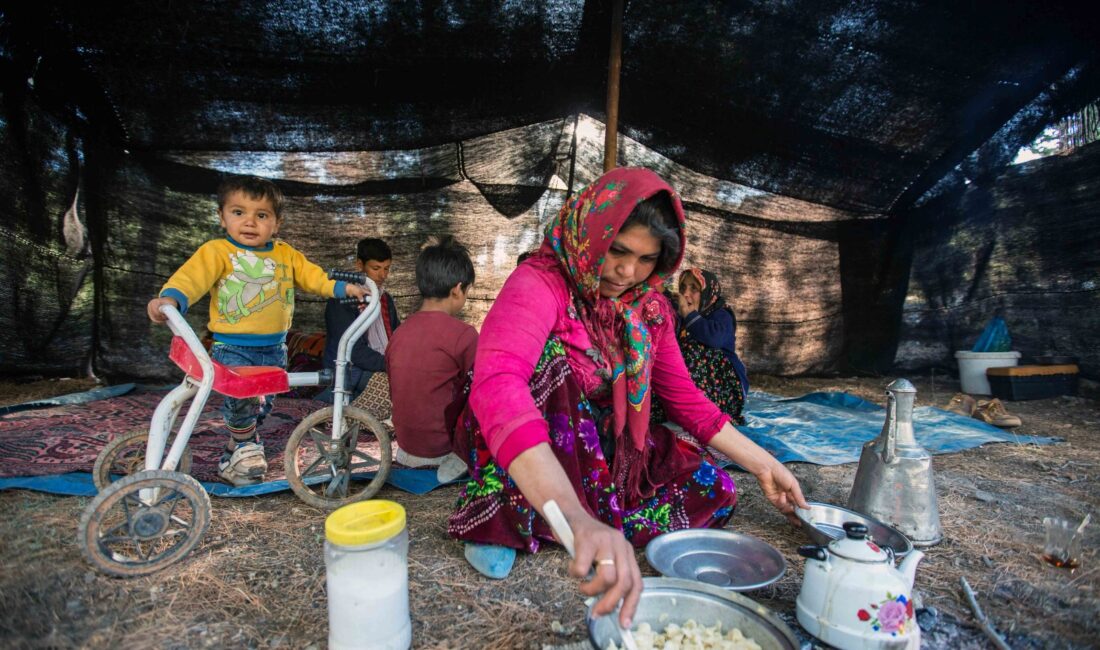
xmin=0 ymin=389 xmax=392 ymax=484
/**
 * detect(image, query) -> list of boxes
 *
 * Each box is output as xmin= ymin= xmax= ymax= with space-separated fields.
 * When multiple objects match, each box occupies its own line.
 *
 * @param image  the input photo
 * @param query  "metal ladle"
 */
xmin=544 ymin=500 xmax=638 ymax=650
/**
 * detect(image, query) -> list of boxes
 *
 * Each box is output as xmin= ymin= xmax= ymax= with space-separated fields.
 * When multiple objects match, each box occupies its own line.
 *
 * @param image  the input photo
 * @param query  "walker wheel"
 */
xmin=92 ymin=429 xmax=193 ymax=492
xmin=79 ymin=470 xmax=211 ymax=577
xmin=284 ymin=405 xmax=392 ymax=510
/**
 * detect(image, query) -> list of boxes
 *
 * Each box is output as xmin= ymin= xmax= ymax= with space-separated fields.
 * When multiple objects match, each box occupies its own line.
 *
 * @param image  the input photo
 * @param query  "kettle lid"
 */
xmin=885 ymin=378 xmax=916 ymax=393
xmin=829 ymin=522 xmax=891 ymax=562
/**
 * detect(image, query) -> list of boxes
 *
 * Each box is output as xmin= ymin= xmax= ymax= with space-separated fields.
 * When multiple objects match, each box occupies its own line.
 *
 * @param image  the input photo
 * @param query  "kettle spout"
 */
xmin=897 ymin=549 xmax=924 ymax=588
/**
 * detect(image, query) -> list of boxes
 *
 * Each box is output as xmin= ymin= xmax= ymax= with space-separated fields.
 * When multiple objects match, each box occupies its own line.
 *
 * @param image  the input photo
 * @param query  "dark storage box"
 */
xmin=986 ymin=364 xmax=1079 ymax=401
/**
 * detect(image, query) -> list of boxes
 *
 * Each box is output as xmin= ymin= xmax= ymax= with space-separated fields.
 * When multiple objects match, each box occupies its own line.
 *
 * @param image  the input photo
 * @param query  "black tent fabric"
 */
xmin=1 ymin=1 xmax=1098 ymax=380
xmin=898 ymin=141 xmax=1100 ymax=374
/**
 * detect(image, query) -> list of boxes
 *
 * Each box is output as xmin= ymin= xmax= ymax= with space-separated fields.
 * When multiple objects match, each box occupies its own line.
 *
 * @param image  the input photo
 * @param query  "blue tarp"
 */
xmin=0 ymin=468 xmax=454 ymax=497
xmin=736 ymin=391 xmax=1061 ymax=466
xmin=0 ymin=383 xmax=136 ymax=415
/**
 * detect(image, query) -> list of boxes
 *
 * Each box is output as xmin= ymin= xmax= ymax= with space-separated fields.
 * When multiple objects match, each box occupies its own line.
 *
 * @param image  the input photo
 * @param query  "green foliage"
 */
xmin=1016 ymin=99 xmax=1100 ymax=163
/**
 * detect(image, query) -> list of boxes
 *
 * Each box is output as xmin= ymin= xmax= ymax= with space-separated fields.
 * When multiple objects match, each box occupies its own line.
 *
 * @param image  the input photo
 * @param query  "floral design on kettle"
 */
xmin=857 ymin=593 xmax=914 ymax=635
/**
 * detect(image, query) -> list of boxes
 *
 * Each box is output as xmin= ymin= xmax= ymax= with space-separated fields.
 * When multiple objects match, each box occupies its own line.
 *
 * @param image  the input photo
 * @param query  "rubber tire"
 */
xmin=92 ymin=429 xmax=193 ymax=492
xmin=79 ymin=469 xmax=211 ymax=578
xmin=284 ymin=405 xmax=392 ymax=510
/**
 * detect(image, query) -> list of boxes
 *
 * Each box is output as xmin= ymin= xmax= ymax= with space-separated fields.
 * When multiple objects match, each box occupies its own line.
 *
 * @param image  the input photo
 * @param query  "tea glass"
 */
xmin=1043 ymin=517 xmax=1082 ymax=569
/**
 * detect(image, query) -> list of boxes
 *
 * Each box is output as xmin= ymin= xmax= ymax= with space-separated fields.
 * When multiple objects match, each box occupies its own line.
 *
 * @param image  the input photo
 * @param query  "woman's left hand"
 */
xmin=752 ymin=462 xmax=809 ymax=526
xmin=704 ymin=423 xmax=811 ymax=525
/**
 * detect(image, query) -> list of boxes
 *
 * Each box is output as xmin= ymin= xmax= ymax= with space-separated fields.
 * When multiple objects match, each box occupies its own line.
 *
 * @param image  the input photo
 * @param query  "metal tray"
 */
xmin=644 ymin=528 xmax=786 ymax=591
xmin=795 ymin=501 xmax=913 ymax=558
xmin=588 ymin=577 xmax=798 ymax=649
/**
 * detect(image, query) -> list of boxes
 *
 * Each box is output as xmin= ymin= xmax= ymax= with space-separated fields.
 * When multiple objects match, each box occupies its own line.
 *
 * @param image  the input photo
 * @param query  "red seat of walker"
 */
xmin=170 ymin=337 xmax=290 ymax=399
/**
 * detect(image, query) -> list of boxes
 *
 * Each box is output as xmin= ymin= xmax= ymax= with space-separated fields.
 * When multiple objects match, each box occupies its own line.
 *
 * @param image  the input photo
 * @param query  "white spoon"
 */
xmin=543 ymin=499 xmax=639 ymax=650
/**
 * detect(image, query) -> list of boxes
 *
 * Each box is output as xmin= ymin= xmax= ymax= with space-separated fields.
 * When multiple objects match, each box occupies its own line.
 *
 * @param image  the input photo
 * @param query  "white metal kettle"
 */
xmin=796 ymin=522 xmax=924 ymax=650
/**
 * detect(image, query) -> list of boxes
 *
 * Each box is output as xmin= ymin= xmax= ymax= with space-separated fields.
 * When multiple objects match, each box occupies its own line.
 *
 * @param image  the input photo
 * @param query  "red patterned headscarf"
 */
xmin=540 ymin=167 xmax=686 ymax=452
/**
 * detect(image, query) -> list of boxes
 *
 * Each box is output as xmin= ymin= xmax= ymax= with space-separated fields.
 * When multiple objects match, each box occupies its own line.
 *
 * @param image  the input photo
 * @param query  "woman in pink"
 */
xmin=448 ymin=167 xmax=807 ymax=627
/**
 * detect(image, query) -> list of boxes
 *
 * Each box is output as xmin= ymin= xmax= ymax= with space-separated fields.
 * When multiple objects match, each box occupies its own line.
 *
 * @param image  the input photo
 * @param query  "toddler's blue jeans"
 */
xmin=210 ymin=342 xmax=287 ymax=436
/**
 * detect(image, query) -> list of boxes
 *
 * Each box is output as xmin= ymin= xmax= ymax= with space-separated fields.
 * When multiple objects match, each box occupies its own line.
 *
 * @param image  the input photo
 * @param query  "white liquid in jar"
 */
xmin=327 ymin=548 xmax=411 ymax=650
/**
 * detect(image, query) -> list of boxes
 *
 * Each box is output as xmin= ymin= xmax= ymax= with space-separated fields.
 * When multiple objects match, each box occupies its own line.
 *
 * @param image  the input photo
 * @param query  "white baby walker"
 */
xmin=78 ymin=272 xmax=392 ymax=577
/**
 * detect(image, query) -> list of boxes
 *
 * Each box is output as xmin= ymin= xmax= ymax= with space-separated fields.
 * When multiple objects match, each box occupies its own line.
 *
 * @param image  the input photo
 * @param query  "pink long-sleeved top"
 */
xmin=471 ymin=262 xmax=731 ymax=471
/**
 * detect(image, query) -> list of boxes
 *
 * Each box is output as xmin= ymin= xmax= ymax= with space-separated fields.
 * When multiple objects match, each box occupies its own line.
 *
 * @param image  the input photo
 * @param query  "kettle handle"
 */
xmin=797 ymin=545 xmax=828 ymax=562
xmin=883 ymin=389 xmax=897 ymax=464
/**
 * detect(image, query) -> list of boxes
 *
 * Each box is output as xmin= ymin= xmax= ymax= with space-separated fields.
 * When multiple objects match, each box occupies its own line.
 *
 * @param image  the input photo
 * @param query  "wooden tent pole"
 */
xmin=567 ymin=113 xmax=579 ymax=200
xmin=604 ymin=0 xmax=623 ymax=172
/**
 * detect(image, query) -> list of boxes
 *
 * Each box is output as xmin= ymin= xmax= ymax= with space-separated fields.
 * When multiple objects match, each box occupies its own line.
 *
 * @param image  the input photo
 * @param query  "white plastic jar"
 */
xmin=325 ymin=500 xmax=411 ymax=650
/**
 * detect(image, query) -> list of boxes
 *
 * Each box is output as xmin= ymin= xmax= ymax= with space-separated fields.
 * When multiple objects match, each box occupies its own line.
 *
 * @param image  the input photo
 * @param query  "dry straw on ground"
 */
xmin=1 ymin=375 xmax=1098 ymax=648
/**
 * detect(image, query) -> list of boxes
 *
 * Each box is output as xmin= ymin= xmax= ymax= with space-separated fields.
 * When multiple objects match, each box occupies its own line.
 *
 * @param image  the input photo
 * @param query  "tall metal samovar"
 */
xmin=847 ymin=378 xmax=943 ymax=547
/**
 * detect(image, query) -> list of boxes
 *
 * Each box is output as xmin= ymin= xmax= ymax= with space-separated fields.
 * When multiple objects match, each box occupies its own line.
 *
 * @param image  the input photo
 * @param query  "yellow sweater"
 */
xmin=159 ymin=237 xmax=344 ymax=346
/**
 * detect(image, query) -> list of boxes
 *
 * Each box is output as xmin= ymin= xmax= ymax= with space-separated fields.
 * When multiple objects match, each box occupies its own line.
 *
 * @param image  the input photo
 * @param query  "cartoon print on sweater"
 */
xmin=217 ymin=250 xmax=279 ymax=324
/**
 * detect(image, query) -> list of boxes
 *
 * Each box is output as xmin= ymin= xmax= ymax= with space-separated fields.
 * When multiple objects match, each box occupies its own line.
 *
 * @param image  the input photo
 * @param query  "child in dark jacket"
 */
xmin=321 ymin=238 xmax=401 ymax=403
xmin=676 ymin=267 xmax=749 ymax=423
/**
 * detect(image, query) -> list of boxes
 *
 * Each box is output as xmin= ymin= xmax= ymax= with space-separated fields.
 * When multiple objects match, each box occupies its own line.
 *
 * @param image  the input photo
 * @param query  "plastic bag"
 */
xmin=972 ymin=317 xmax=1012 ymax=352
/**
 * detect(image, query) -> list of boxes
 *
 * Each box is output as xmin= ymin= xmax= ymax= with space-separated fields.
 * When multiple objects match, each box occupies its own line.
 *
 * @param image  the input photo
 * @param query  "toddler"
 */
xmin=148 ymin=176 xmax=366 ymax=485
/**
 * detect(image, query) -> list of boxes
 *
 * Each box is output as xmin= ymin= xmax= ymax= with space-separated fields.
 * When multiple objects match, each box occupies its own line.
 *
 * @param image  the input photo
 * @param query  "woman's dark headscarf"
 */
xmin=683 ymin=267 xmax=733 ymax=318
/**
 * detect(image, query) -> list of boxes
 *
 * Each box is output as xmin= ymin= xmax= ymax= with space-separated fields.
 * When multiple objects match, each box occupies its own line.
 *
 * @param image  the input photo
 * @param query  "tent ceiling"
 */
xmin=4 ymin=0 xmax=1098 ymax=212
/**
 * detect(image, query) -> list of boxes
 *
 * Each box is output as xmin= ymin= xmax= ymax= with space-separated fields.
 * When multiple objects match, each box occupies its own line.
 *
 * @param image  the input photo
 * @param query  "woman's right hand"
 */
xmin=677 ymin=293 xmax=696 ymax=318
xmin=566 ymin=511 xmax=643 ymax=629
xmin=508 ymin=444 xmax=644 ymax=628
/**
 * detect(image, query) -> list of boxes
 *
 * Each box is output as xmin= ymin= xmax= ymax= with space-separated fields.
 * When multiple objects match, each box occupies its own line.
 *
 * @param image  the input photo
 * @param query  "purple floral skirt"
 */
xmin=447 ymin=338 xmax=737 ymax=552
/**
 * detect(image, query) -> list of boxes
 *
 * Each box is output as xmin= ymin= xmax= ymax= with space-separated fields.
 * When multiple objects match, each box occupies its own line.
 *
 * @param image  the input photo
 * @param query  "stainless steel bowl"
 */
xmin=645 ymin=528 xmax=786 ymax=591
xmin=588 ymin=577 xmax=798 ymax=649
xmin=795 ymin=501 xmax=913 ymax=558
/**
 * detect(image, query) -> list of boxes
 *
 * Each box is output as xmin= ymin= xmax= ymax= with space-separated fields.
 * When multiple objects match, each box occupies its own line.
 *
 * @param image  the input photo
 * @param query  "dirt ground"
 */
xmin=1 ymin=373 xmax=1098 ymax=649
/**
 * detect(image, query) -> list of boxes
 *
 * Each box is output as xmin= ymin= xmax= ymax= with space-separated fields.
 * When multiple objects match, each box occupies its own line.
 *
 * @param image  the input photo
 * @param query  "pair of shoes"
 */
xmin=944 ymin=393 xmax=978 ymax=417
xmin=944 ymin=393 xmax=1022 ymax=428
xmin=218 ymin=442 xmax=267 ymax=486
xmin=436 ymin=453 xmax=469 ymax=483
xmin=464 ymin=543 xmax=516 ymax=579
xmin=975 ymin=398 xmax=1022 ymax=428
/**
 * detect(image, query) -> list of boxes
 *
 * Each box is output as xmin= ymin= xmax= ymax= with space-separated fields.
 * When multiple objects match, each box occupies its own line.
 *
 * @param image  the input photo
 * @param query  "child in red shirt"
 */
xmin=385 ymin=236 xmax=477 ymax=481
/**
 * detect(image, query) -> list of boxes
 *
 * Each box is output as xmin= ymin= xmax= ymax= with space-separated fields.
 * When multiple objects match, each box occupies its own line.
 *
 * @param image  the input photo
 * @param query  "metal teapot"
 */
xmin=847 ymin=378 xmax=943 ymax=547
xmin=796 ymin=522 xmax=924 ymax=650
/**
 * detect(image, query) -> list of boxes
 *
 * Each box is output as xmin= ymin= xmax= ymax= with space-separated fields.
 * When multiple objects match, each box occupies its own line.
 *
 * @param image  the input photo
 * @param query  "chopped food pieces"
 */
xmin=608 ymin=619 xmax=761 ymax=650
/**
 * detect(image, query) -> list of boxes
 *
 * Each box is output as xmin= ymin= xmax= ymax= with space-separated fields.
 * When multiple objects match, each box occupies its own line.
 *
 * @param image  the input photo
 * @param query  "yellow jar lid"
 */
xmin=326 ymin=500 xmax=406 ymax=547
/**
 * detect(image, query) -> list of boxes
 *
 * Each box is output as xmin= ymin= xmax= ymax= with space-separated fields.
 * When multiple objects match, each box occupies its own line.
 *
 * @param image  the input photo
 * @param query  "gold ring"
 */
xmin=597 ymin=558 xmax=616 ymax=566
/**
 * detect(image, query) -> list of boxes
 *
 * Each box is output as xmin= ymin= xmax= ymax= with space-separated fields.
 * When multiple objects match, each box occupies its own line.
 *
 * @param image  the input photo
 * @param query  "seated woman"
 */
xmin=675 ymin=268 xmax=750 ymax=424
xmin=447 ymin=167 xmax=807 ymax=627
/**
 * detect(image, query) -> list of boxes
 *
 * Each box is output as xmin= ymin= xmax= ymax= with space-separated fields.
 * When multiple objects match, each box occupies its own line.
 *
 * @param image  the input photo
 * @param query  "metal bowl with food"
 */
xmin=588 ymin=577 xmax=798 ymax=650
xmin=795 ymin=501 xmax=913 ymax=558
xmin=645 ymin=528 xmax=786 ymax=591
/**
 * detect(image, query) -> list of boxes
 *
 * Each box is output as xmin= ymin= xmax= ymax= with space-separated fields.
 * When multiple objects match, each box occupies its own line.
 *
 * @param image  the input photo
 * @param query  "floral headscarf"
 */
xmin=683 ymin=267 xmax=729 ymax=317
xmin=540 ymin=167 xmax=686 ymax=452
